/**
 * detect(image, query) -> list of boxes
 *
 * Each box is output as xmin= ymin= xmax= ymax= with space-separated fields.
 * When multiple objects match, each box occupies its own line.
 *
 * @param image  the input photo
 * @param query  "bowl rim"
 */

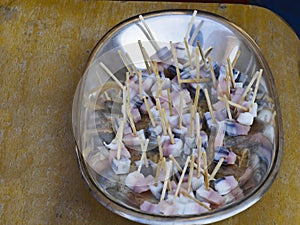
xmin=74 ymin=9 xmax=284 ymax=225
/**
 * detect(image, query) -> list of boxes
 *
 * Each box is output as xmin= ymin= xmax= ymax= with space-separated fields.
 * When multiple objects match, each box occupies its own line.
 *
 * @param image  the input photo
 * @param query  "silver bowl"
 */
xmin=72 ymin=10 xmax=283 ymax=224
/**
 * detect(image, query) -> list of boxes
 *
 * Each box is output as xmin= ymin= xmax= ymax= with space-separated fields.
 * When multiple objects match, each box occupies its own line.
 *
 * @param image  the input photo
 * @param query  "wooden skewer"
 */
xmin=225 ymin=66 xmax=231 ymax=99
xmin=223 ymin=94 xmax=233 ymax=121
xmin=209 ymin=157 xmax=224 ymax=181
xmin=156 ymin=79 xmax=166 ymax=99
xmin=126 ymin=105 xmax=137 ymax=136
xmin=232 ymin=49 xmax=241 ymax=68
xmin=173 ymin=156 xmax=191 ymax=202
xmin=137 ymin=154 xmax=143 ymax=173
xmin=160 ymin=166 xmax=169 ymax=199
xmin=187 ymin=155 xmax=195 ymax=193
xmin=103 ymin=91 xmax=111 ymax=101
xmin=154 ymin=160 xmax=162 ymax=185
xmin=138 ymin=40 xmax=151 ymax=74
xmin=117 ymin=50 xmax=133 ymax=76
xmin=196 ymin=41 xmax=208 ymax=69
xmin=167 ymin=179 xmax=172 ymax=192
xmin=189 ymin=20 xmax=203 ymax=45
xmin=156 ymin=97 xmax=162 ymax=111
xmin=196 ymin=46 xmax=200 ymax=80
xmin=185 ymin=10 xmax=197 ymax=39
xmin=218 ymin=96 xmax=248 ymax=111
xmin=189 ymin=105 xmax=195 ymax=138
xmin=180 ymin=78 xmax=210 ymax=83
xmin=208 ymin=57 xmax=217 ymax=89
xmin=161 ymin=157 xmax=166 ymax=173
xmin=141 ymin=45 xmax=156 ymax=74
xmin=195 ymin=112 xmax=200 ymax=140
xmin=170 ymin=41 xmax=182 ymax=86
xmin=237 ymin=70 xmax=259 ymax=105
xmin=138 ymin=70 xmax=143 ymax=97
xmin=183 ymin=46 xmax=213 ymax=68
xmin=227 ymin=58 xmax=236 ymax=89
xmin=178 ymin=91 xmax=183 ymax=129
xmin=246 ymin=87 xmax=253 ymax=101
xmin=204 ymin=88 xmax=216 ymax=124
xmin=143 ymin=139 xmax=149 ymax=167
xmin=126 ymin=72 xmax=131 ymax=106
xmin=122 ymin=86 xmax=127 ymax=121
xmin=125 ymin=52 xmax=139 ymax=76
xmin=169 ymin=154 xmax=182 ymax=173
xmin=158 ymin=108 xmax=167 ymax=136
xmin=204 ymin=46 xmax=213 ymax=58
xmin=160 ymin=161 xmax=172 ymax=201
xmin=153 ymin=59 xmax=160 ymax=78
xmin=157 ymin=135 xmax=163 ymax=159
xmin=143 ymin=96 xmax=156 ymax=127
xmin=184 ymin=37 xmax=193 ymax=69
xmin=239 ymin=148 xmax=249 ymax=168
xmin=99 ymin=62 xmax=124 ymax=89
xmin=139 ymin=15 xmax=160 ymax=52
xmin=167 ymin=88 xmax=173 ymax=116
xmin=194 ymin=84 xmax=201 ymax=109
xmin=196 ymin=136 xmax=202 ymax=178
xmin=163 ymin=109 xmax=175 ymax=144
xmin=181 ymin=190 xmax=211 ymax=210
xmin=138 ymin=137 xmax=149 ymax=172
xmin=250 ymin=69 xmax=263 ymax=110
xmin=202 ymin=151 xmax=209 ymax=190
xmin=116 ymin=120 xmax=125 ymax=160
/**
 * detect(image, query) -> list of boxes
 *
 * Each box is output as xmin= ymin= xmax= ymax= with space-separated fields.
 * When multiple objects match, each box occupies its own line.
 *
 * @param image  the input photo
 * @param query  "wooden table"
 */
xmin=0 ymin=1 xmax=299 ymax=224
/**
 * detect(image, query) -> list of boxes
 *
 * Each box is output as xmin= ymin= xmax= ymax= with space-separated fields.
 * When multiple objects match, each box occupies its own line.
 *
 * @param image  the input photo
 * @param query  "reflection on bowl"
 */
xmin=72 ymin=10 xmax=283 ymax=224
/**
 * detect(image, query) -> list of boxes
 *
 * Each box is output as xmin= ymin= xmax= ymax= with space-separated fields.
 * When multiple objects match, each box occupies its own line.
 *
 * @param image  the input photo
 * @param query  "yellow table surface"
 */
xmin=0 ymin=1 xmax=299 ymax=224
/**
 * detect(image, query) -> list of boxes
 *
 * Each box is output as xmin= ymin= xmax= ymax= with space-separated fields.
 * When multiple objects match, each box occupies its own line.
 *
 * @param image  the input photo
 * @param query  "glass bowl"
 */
xmin=72 ymin=10 xmax=283 ymax=224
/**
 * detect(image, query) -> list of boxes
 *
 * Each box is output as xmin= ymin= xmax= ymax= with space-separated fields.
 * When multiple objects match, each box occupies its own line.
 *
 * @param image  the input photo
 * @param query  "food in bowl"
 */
xmin=72 ymin=10 xmax=282 ymax=224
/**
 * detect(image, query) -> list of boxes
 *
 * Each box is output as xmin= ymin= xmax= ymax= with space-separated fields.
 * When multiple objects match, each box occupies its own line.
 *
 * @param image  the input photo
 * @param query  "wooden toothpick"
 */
xmin=237 ymin=70 xmax=259 ymax=105
xmin=99 ymin=62 xmax=124 ymax=89
xmin=143 ymin=96 xmax=156 ymax=127
xmin=126 ymin=105 xmax=137 ymax=136
xmin=157 ymin=135 xmax=163 ymax=159
xmin=167 ymin=88 xmax=173 ymax=116
xmin=208 ymin=57 xmax=217 ymax=89
xmin=117 ymin=50 xmax=133 ymax=76
xmin=209 ymin=157 xmax=224 ymax=181
xmin=173 ymin=156 xmax=191 ymax=202
xmin=202 ymin=151 xmax=209 ymax=190
xmin=196 ymin=136 xmax=202 ymax=178
xmin=227 ymin=58 xmax=236 ymax=89
xmin=204 ymin=88 xmax=216 ymax=124
xmin=139 ymin=15 xmax=160 ymax=52
xmin=187 ymin=155 xmax=195 ymax=193
xmin=125 ymin=52 xmax=139 ymax=76
xmin=116 ymin=120 xmax=125 ymax=160
xmin=138 ymin=40 xmax=151 ymax=74
xmin=196 ymin=46 xmax=200 ymax=80
xmin=160 ymin=161 xmax=173 ymax=201
xmin=184 ymin=37 xmax=193 ymax=69
xmin=194 ymin=84 xmax=201 ymax=109
xmin=197 ymin=41 xmax=208 ymax=69
xmin=185 ymin=10 xmax=198 ymax=39
xmin=189 ymin=20 xmax=203 ymax=45
xmin=223 ymin=94 xmax=233 ymax=121
xmin=169 ymin=154 xmax=182 ymax=173
xmin=232 ymin=49 xmax=241 ymax=68
xmin=170 ymin=41 xmax=182 ymax=86
xmin=250 ymin=69 xmax=263 ymax=110
xmin=138 ymin=70 xmax=143 ymax=97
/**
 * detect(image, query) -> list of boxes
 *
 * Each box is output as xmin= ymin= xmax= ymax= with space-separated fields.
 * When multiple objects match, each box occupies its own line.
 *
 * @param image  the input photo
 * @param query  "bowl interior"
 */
xmin=72 ymin=10 xmax=282 ymax=225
